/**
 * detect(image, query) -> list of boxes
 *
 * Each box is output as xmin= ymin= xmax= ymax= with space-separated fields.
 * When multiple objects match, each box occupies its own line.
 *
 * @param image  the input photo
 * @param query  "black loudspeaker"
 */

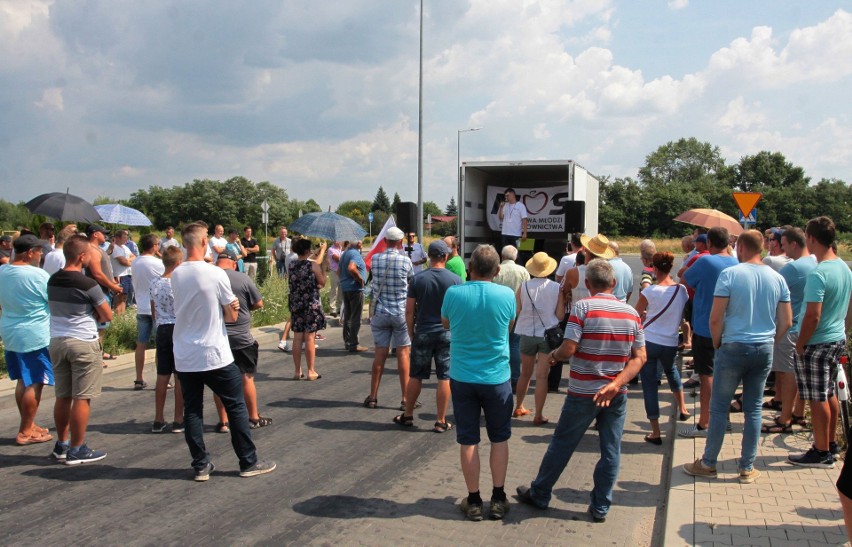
xmin=564 ymin=201 xmax=585 ymax=234
xmin=395 ymin=201 xmax=418 ymax=233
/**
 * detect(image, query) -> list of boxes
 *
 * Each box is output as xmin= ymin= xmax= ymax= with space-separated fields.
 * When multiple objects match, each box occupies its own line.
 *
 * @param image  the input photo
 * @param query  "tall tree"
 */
xmin=371 ymin=186 xmax=391 ymax=212
xmin=391 ymin=192 xmax=402 ymax=212
xmin=422 ymin=201 xmax=442 ymax=218
xmin=445 ymin=197 xmax=458 ymax=216
xmin=638 ymin=137 xmax=727 ymax=187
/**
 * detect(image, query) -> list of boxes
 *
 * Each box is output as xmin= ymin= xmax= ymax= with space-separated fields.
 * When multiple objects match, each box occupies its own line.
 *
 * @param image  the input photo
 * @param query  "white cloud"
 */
xmin=717 ymin=97 xmax=765 ymax=131
xmin=667 ymin=0 xmax=688 ymax=10
xmin=34 ymin=87 xmax=63 ymax=111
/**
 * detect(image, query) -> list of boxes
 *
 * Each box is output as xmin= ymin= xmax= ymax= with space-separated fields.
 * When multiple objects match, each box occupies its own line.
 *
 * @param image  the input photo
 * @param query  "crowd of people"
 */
xmin=2 ymin=204 xmax=852 ymax=531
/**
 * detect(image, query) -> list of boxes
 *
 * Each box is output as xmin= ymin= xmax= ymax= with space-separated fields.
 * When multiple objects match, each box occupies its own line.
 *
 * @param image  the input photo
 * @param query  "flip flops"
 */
xmin=512 ymin=408 xmax=531 ymax=418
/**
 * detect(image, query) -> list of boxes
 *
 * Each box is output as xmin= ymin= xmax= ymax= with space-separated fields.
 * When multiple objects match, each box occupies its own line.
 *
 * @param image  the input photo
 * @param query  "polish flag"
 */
xmin=365 ymin=215 xmax=397 ymax=270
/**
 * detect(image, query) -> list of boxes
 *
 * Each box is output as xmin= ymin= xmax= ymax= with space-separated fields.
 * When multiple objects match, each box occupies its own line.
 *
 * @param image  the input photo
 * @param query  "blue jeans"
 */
xmin=509 ymin=332 xmax=521 ymax=383
xmin=702 ymin=341 xmax=773 ymax=471
xmin=529 ymin=393 xmax=627 ymax=516
xmin=177 ymin=363 xmax=257 ymax=472
xmin=639 ymin=341 xmax=682 ymax=420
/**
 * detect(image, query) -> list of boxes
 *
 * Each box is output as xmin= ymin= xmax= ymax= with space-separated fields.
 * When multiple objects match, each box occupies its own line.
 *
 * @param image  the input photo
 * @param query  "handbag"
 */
xmin=524 ymin=281 xmax=564 ymax=350
xmin=642 ymin=285 xmax=682 ymax=329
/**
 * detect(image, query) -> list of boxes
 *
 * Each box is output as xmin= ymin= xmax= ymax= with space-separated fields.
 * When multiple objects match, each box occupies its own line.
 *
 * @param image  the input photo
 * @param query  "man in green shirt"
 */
xmin=789 ymin=216 xmax=852 ymax=468
xmin=443 ymin=236 xmax=466 ymax=282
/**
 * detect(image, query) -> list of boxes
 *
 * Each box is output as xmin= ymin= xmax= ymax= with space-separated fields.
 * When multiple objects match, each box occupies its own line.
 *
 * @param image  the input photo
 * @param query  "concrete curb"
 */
xmin=0 ymin=321 xmax=289 ymax=400
xmin=662 ymin=391 xmax=698 ymax=546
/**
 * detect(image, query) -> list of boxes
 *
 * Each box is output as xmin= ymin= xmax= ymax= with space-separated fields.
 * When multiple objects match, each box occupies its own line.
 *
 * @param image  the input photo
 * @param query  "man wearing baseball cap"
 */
xmin=364 ymin=226 xmax=413 ymax=409
xmin=0 ymin=234 xmax=54 ymax=446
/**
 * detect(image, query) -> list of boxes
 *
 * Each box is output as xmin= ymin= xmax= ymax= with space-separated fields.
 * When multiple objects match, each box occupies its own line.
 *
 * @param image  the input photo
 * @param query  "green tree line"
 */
xmin=3 ymin=138 xmax=848 ymax=239
xmin=599 ymin=138 xmax=851 ymax=237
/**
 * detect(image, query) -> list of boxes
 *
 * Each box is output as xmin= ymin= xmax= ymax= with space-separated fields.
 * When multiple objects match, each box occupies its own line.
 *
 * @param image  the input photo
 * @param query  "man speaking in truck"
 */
xmin=498 ymin=188 xmax=528 ymax=249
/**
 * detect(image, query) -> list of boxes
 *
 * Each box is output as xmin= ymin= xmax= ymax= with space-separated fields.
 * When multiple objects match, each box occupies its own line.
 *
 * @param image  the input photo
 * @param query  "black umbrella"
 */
xmin=25 ymin=191 xmax=102 ymax=223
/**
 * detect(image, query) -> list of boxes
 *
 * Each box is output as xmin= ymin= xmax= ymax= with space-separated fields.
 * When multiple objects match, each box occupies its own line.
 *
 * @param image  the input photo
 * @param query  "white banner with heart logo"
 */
xmin=485 ymin=185 xmax=570 ymax=233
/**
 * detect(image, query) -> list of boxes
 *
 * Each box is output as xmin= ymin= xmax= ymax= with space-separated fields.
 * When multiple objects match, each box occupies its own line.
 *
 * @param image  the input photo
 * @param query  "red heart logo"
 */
xmin=523 ymin=191 xmax=548 ymax=215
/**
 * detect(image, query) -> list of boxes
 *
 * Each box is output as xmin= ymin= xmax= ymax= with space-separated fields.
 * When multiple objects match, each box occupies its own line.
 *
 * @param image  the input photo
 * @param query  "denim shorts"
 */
xmin=410 ymin=331 xmax=450 ymax=380
xmin=370 ymin=313 xmax=410 ymax=348
xmin=450 ymin=379 xmax=513 ymax=445
xmin=119 ymin=275 xmax=133 ymax=295
xmin=136 ymin=314 xmax=154 ymax=344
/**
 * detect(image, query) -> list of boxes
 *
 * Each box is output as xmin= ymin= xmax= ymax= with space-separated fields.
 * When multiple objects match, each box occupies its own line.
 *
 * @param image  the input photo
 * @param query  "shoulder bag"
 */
xmin=642 ymin=284 xmax=683 ymax=329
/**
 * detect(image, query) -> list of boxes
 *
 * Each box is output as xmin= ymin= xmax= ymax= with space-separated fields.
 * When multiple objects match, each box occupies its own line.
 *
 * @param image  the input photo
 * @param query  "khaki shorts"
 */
xmin=50 ymin=337 xmax=103 ymax=399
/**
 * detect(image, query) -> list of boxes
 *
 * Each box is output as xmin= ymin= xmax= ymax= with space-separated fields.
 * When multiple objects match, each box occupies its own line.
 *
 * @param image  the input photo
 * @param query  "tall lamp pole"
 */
xmin=457 ymin=127 xmax=481 ymax=237
xmin=416 ymin=0 xmax=424 ymax=242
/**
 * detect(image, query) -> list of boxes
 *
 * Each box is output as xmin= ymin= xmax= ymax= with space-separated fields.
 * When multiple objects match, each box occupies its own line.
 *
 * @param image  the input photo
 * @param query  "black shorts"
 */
xmin=232 ymin=341 xmax=259 ymax=375
xmin=683 ymin=299 xmax=693 ymax=324
xmin=155 ymin=324 xmax=176 ymax=376
xmin=692 ymin=334 xmax=715 ymax=376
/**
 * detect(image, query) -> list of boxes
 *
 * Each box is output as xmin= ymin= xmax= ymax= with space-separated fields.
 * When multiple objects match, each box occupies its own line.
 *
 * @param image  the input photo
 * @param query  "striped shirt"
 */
xmin=565 ymin=293 xmax=644 ymax=397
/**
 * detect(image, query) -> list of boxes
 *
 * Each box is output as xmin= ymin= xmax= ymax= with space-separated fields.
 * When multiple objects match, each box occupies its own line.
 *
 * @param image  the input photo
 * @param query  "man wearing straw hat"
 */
xmin=517 ymin=257 xmax=645 ymax=523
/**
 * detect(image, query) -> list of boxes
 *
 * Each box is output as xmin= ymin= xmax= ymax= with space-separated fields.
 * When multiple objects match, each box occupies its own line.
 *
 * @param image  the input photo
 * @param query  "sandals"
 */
xmin=216 ymin=422 xmax=230 ymax=433
xmin=133 ymin=380 xmax=148 ymax=391
xmin=103 ymin=353 xmax=117 ymax=360
xmin=306 ymin=373 xmax=322 ymax=381
xmin=533 ymin=416 xmax=550 ymax=426
xmin=729 ymin=399 xmax=743 ymax=413
xmin=363 ymin=396 xmax=378 ymax=409
xmin=433 ymin=421 xmax=454 ymax=433
xmin=512 ymin=408 xmax=531 ymax=418
xmin=399 ymin=400 xmax=423 ymax=411
xmin=393 ymin=414 xmax=414 ymax=427
xmin=249 ymin=416 xmax=273 ymax=429
xmin=16 ymin=431 xmax=53 ymax=446
xmin=761 ymin=416 xmax=793 ymax=434
xmin=762 ymin=399 xmax=783 ymax=411
xmin=791 ymin=414 xmax=810 ymax=428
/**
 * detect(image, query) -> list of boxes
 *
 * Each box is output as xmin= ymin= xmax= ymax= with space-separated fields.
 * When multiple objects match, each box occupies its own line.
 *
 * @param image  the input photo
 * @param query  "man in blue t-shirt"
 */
xmin=339 ymin=240 xmax=367 ymax=352
xmin=441 ymin=244 xmax=515 ymax=521
xmin=0 ymin=234 xmax=54 ymax=446
xmin=680 ymin=227 xmax=738 ymax=438
xmin=789 ymin=216 xmax=852 ymax=468
xmin=394 ymin=240 xmax=461 ymax=432
xmin=767 ymin=227 xmax=817 ymax=432
xmin=684 ymin=230 xmax=791 ymax=483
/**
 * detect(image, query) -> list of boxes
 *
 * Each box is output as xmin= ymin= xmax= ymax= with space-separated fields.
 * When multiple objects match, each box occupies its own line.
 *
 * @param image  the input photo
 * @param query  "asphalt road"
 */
xmin=0 ymin=255 xmax=671 ymax=546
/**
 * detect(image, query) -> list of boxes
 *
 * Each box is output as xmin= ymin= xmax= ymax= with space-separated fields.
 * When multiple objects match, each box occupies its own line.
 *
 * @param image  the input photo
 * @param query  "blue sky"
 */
xmin=1 ymin=0 xmax=851 ymax=212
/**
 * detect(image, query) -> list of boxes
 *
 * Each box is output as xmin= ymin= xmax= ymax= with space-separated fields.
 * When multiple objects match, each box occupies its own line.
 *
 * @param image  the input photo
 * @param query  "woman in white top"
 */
xmin=564 ymin=248 xmax=592 ymax=304
xmin=634 ymin=251 xmax=690 ymax=445
xmin=512 ymin=252 xmax=565 ymax=425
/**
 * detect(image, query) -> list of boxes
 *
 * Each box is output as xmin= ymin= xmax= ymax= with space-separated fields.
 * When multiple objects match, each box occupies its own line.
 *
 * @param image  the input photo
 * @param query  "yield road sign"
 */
xmin=732 ymin=192 xmax=762 ymax=219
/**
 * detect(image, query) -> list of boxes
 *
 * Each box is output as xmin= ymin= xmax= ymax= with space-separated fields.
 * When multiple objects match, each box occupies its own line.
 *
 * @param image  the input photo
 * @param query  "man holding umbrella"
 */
xmin=85 ymin=224 xmax=122 ymax=361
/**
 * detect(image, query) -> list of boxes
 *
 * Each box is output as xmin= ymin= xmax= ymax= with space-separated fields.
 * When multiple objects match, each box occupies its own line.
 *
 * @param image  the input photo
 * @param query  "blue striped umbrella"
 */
xmin=288 ymin=211 xmax=366 ymax=241
xmin=94 ymin=204 xmax=153 ymax=226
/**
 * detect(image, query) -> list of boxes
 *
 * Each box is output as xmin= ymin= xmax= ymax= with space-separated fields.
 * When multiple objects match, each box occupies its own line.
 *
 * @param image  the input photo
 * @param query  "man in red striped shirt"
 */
xmin=516 ymin=258 xmax=646 ymax=523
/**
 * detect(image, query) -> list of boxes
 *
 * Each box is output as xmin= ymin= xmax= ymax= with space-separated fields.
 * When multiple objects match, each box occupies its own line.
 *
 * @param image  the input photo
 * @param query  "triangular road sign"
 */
xmin=732 ymin=192 xmax=762 ymax=219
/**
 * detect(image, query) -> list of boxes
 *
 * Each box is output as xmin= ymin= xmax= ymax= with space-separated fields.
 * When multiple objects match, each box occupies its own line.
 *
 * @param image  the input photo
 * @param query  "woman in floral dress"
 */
xmin=288 ymin=238 xmax=326 ymax=380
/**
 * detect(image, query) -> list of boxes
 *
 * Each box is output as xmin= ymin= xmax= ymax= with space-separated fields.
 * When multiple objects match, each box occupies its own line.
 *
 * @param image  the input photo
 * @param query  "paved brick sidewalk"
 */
xmin=665 ymin=390 xmax=850 ymax=546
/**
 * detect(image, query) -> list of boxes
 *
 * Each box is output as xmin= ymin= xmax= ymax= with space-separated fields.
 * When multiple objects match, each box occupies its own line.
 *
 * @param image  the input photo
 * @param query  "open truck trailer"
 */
xmin=459 ymin=160 xmax=600 ymax=265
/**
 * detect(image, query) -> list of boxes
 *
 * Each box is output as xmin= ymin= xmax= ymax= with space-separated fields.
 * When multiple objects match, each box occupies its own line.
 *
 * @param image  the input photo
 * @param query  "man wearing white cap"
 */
xmin=363 ymin=227 xmax=413 ymax=409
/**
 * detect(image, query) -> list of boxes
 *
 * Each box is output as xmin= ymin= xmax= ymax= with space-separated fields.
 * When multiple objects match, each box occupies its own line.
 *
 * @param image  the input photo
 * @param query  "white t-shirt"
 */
xmin=404 ymin=243 xmax=427 ymax=268
xmin=209 ymin=236 xmax=228 ymax=255
xmin=42 ymin=249 xmax=66 ymax=276
xmin=501 ymin=202 xmax=528 ymax=237
xmin=555 ymin=253 xmax=577 ymax=278
xmin=641 ymin=284 xmax=688 ymax=347
xmin=763 ymin=254 xmax=792 ymax=272
xmin=159 ymin=237 xmax=178 ymax=254
xmin=111 ymin=244 xmax=132 ymax=278
xmin=171 ymin=261 xmax=236 ymax=372
xmin=131 ymin=255 xmax=165 ymax=315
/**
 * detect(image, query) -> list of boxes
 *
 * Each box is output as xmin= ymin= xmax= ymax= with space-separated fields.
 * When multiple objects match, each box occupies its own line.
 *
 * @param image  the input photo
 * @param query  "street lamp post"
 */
xmin=457 ymin=127 xmax=481 ymax=238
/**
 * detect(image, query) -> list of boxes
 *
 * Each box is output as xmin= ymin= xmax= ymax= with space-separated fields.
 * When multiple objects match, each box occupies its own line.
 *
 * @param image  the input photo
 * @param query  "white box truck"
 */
xmin=459 ymin=160 xmax=600 ymax=262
